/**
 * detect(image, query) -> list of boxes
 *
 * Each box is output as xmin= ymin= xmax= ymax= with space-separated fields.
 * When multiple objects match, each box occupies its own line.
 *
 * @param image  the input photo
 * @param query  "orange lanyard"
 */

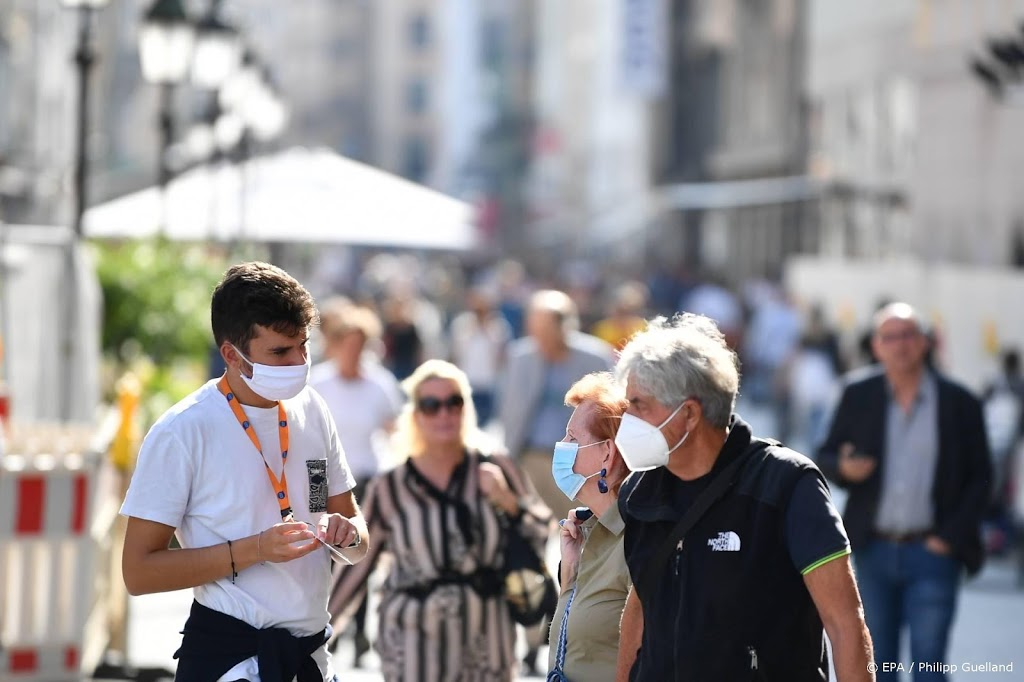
xmin=217 ymin=375 xmax=293 ymax=520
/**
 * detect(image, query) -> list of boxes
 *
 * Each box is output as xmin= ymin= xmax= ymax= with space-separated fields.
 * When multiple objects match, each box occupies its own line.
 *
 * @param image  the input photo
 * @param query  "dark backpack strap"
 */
xmin=635 ymin=439 xmax=774 ymax=599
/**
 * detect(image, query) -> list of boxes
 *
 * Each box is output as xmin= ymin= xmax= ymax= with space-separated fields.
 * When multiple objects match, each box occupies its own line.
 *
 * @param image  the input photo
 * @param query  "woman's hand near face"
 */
xmin=558 ymin=508 xmax=588 ymax=590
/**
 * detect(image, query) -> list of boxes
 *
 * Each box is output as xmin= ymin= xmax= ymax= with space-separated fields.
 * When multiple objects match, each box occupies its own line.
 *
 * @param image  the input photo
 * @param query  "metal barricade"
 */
xmin=0 ymin=423 xmax=119 ymax=681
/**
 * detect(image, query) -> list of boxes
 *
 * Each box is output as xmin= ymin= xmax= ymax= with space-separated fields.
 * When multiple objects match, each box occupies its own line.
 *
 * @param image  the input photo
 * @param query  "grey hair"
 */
xmin=872 ymin=302 xmax=928 ymax=335
xmin=528 ymin=289 xmax=580 ymax=332
xmin=615 ymin=314 xmax=739 ymax=429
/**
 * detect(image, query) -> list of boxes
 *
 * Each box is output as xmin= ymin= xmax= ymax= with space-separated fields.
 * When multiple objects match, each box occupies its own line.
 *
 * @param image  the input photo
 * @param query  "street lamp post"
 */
xmin=215 ymin=49 xmax=288 ymax=251
xmin=139 ymin=0 xmax=194 ymax=226
xmin=61 ymin=0 xmax=110 ymax=238
xmin=59 ymin=0 xmax=109 ymax=423
xmin=191 ymin=0 xmax=242 ymax=91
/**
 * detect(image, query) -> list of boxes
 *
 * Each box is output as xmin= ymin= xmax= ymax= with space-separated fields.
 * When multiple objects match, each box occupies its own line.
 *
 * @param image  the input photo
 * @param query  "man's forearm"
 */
xmin=615 ymin=587 xmax=643 ymax=682
xmin=829 ymin=619 xmax=875 ymax=682
xmin=123 ymin=533 xmax=260 ymax=596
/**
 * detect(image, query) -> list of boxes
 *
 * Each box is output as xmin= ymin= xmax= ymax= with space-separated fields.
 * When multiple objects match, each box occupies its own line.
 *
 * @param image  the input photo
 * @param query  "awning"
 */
xmin=83 ymin=147 xmax=480 ymax=251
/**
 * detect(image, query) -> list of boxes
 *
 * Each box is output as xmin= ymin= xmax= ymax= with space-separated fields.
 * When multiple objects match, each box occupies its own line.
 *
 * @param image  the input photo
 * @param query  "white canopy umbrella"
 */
xmin=83 ymin=147 xmax=480 ymax=251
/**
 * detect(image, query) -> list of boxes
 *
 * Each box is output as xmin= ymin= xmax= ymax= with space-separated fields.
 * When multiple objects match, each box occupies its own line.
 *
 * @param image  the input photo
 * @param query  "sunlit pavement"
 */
xmin=91 ymin=554 xmax=1022 ymax=681
xmin=94 ymin=587 xmax=547 ymax=681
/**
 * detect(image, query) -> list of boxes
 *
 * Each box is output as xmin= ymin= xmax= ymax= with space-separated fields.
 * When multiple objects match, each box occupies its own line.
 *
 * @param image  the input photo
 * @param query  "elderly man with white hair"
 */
xmin=614 ymin=314 xmax=874 ymax=682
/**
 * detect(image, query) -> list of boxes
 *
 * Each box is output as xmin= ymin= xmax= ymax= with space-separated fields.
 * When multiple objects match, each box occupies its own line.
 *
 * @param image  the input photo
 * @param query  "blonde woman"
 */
xmin=327 ymin=360 xmax=551 ymax=681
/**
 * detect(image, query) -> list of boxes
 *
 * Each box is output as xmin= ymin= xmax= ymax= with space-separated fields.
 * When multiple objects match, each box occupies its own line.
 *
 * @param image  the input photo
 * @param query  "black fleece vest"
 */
xmin=620 ymin=424 xmax=830 ymax=682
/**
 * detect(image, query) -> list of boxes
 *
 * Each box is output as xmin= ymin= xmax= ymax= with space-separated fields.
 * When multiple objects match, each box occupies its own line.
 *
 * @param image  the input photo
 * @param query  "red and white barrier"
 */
xmin=1 ymin=443 xmax=118 ymax=681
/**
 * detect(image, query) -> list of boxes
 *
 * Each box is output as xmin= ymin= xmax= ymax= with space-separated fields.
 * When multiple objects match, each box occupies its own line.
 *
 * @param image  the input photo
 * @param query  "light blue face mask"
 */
xmin=551 ymin=440 xmax=608 ymax=501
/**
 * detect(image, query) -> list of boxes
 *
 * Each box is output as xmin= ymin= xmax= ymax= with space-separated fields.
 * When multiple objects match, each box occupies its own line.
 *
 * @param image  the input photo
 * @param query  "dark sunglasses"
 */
xmin=417 ymin=394 xmax=465 ymax=416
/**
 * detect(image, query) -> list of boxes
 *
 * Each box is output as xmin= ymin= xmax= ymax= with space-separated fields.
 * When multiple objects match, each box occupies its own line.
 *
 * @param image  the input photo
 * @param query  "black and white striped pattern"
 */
xmin=328 ymin=451 xmax=551 ymax=682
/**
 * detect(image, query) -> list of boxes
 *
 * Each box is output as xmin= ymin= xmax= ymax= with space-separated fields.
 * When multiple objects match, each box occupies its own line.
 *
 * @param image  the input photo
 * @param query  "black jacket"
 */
xmin=620 ymin=419 xmax=832 ymax=681
xmin=817 ymin=368 xmax=992 ymax=575
xmin=173 ymin=600 xmax=330 ymax=682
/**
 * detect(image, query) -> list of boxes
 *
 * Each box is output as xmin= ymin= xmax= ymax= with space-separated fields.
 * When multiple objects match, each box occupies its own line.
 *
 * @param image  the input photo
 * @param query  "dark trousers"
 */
xmin=856 ymin=539 xmax=961 ymax=682
xmin=471 ymin=389 xmax=495 ymax=427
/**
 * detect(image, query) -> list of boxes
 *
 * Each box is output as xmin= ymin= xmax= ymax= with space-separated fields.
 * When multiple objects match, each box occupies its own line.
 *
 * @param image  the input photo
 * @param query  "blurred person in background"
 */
xmin=327 ymin=360 xmax=551 ymax=681
xmin=818 ymin=302 xmax=991 ymax=682
xmin=496 ymin=289 xmax=614 ymax=673
xmin=381 ymin=294 xmax=423 ymax=380
xmin=495 ymin=259 xmax=530 ymax=339
xmin=740 ymin=281 xmax=803 ymax=442
xmin=679 ymin=271 xmax=744 ymax=350
xmin=616 ymin=314 xmax=872 ymax=681
xmin=121 ymin=262 xmax=368 ymax=682
xmin=449 ymin=285 xmax=512 ymax=427
xmin=645 ymin=264 xmax=695 ymax=318
xmin=548 ymin=372 xmax=632 ymax=682
xmin=590 ymin=281 xmax=649 ymax=352
xmin=310 ymin=298 xmax=402 ymax=668
xmin=562 ymin=259 xmax=603 ymax=332
xmin=498 ymin=289 xmax=615 ymax=521
xmin=980 ymin=348 xmax=1023 ymax=555
xmin=787 ymin=303 xmax=846 ymax=454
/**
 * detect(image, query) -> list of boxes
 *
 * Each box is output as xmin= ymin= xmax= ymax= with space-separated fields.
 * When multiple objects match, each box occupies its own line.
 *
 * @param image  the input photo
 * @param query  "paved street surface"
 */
xmin=105 ymin=584 xmax=548 ymax=681
xmin=96 ymin=555 xmax=1022 ymax=681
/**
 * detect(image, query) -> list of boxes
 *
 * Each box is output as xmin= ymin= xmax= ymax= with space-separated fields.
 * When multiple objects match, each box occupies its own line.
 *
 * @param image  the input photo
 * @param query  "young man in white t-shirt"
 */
xmin=121 ymin=261 xmax=368 ymax=682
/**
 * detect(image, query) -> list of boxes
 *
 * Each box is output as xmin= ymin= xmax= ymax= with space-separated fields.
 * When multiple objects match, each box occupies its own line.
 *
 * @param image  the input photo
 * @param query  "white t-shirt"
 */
xmin=309 ymin=360 xmax=402 ymax=480
xmin=120 ymin=379 xmax=356 ymax=682
xmin=448 ymin=311 xmax=511 ymax=389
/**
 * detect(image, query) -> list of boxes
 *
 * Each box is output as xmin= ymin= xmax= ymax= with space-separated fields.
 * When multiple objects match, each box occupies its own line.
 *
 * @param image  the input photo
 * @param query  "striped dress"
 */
xmin=328 ymin=450 xmax=551 ymax=682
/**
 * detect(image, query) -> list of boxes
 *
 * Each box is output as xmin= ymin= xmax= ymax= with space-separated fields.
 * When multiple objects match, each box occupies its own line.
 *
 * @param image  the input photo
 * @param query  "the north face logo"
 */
xmin=708 ymin=531 xmax=741 ymax=552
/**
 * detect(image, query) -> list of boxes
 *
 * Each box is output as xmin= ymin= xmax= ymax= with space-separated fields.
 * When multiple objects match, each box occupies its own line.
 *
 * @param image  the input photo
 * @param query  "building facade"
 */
xmin=526 ymin=0 xmax=659 ymax=269
xmin=651 ymin=0 xmax=810 ymax=280
xmin=808 ymin=0 xmax=1024 ymax=266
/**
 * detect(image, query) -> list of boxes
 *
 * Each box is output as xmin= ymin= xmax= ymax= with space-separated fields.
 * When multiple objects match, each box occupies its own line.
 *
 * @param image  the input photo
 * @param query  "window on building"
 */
xmin=410 ymin=13 xmax=430 ymax=49
xmin=404 ymin=136 xmax=430 ymax=182
xmin=406 ymin=79 xmax=428 ymax=114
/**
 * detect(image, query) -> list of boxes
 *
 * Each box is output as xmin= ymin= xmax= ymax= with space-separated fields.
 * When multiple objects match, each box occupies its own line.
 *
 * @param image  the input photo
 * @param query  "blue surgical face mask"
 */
xmin=552 ymin=440 xmax=608 ymax=501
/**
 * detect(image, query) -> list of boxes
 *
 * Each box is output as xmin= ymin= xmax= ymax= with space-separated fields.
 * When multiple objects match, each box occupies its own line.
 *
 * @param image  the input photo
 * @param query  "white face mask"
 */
xmin=614 ymin=400 xmax=690 ymax=471
xmin=232 ymin=344 xmax=310 ymax=401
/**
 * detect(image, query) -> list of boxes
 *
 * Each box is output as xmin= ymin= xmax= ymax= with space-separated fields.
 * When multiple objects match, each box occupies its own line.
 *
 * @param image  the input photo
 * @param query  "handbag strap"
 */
xmin=635 ymin=439 xmax=772 ymax=599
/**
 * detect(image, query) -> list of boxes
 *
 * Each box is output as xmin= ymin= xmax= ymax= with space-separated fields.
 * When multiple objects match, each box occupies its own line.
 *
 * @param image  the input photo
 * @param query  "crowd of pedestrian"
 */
xmin=117 ymin=256 xmax=1016 ymax=681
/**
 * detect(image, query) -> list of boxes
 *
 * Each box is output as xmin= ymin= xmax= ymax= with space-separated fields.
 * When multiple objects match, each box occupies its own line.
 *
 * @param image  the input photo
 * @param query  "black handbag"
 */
xmin=476 ymin=452 xmax=557 ymax=626
xmin=500 ymin=512 xmax=558 ymax=627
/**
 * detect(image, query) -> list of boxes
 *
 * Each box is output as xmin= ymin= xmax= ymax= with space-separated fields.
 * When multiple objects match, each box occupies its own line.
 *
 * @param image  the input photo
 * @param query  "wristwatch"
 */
xmin=334 ymin=534 xmax=361 ymax=549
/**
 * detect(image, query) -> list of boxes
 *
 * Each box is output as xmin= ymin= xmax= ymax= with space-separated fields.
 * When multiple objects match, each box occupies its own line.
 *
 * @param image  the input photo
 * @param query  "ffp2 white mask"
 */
xmin=614 ymin=400 xmax=690 ymax=471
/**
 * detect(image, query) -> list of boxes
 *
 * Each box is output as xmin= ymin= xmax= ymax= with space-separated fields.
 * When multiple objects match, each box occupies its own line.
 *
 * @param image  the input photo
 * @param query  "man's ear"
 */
xmin=683 ymin=398 xmax=704 ymax=431
xmin=221 ymin=341 xmax=243 ymax=372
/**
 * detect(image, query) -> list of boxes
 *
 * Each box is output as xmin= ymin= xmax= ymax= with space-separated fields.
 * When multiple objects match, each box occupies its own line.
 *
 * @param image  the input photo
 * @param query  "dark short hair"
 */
xmin=211 ymin=262 xmax=319 ymax=352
